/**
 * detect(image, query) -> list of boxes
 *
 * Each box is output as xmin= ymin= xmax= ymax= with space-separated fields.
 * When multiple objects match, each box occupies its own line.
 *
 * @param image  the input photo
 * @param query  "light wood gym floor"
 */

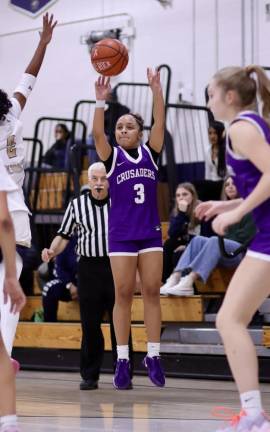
xmin=16 ymin=371 xmax=270 ymax=431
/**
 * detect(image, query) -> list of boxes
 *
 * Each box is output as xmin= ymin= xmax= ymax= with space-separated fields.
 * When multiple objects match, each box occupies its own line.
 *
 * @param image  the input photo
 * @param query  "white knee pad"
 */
xmin=14 ymin=73 xmax=36 ymax=99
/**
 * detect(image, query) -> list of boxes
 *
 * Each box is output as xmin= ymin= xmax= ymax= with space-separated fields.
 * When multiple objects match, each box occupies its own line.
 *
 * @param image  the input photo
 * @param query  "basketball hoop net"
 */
xmin=156 ymin=0 xmax=173 ymax=8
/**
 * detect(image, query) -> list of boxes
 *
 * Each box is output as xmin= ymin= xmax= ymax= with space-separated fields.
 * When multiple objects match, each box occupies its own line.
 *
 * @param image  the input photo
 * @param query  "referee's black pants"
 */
xmin=78 ymin=256 xmax=133 ymax=382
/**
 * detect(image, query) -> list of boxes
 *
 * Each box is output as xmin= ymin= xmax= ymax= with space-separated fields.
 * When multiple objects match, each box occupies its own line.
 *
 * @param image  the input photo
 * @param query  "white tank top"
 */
xmin=0 ymin=97 xmax=29 ymax=213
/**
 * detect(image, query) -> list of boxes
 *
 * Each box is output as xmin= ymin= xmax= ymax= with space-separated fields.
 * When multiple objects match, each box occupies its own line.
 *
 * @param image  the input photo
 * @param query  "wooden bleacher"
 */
xmin=31 ymin=171 xmax=88 ymax=211
xmin=263 ymin=327 xmax=270 ymax=348
xmin=16 ymin=294 xmax=209 ymax=351
xmin=19 ymin=295 xmax=206 ymax=323
xmin=16 ymin=223 xmax=236 ymax=353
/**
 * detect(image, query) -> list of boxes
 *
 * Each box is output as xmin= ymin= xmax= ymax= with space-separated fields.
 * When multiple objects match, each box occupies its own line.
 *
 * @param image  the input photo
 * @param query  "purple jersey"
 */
xmin=107 ymin=144 xmax=161 ymax=241
xmin=226 ymin=111 xmax=270 ymax=256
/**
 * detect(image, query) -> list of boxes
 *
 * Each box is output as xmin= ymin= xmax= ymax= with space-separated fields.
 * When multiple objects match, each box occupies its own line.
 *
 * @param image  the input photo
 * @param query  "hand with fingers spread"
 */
xmin=4 ymin=277 xmax=26 ymax=314
xmin=95 ymin=76 xmax=111 ymax=101
xmin=147 ymin=67 xmax=162 ymax=94
xmin=39 ymin=12 xmax=57 ymax=45
xmin=41 ymin=248 xmax=55 ymax=263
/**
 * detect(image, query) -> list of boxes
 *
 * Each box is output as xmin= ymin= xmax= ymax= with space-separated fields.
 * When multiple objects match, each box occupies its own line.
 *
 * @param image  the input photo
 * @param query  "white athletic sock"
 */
xmin=147 ymin=342 xmax=160 ymax=358
xmin=240 ymin=390 xmax=263 ymax=417
xmin=1 ymin=415 xmax=18 ymax=429
xmin=117 ymin=345 xmax=129 ymax=360
xmin=0 ymin=254 xmax=22 ymax=356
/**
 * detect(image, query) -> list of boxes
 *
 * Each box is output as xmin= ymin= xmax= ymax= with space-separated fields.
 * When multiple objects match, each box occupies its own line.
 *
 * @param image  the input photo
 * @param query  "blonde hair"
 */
xmin=213 ymin=65 xmax=270 ymax=123
xmin=172 ymin=182 xmax=200 ymax=230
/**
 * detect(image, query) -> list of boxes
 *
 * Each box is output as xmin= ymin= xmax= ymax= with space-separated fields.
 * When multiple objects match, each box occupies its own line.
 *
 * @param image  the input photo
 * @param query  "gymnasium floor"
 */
xmin=17 ymin=371 xmax=270 ymax=431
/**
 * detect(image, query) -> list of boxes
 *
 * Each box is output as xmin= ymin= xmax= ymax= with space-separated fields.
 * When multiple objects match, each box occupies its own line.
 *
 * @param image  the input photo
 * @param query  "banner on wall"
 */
xmin=10 ymin=0 xmax=58 ymax=18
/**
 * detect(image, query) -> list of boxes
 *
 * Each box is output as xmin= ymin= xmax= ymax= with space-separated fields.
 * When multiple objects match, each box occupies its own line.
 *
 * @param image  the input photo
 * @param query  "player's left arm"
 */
xmin=147 ymin=68 xmax=165 ymax=153
xmin=229 ymin=120 xmax=270 ymax=217
xmin=14 ymin=13 xmax=57 ymax=111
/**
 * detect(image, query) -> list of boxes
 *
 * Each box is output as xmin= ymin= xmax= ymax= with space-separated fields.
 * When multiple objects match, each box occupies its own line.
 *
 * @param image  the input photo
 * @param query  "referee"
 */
xmin=42 ymin=162 xmax=132 ymax=390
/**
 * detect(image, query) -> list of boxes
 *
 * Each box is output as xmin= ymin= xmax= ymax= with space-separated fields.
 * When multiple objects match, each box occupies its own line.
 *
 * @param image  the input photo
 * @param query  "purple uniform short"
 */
xmin=109 ymin=236 xmax=163 ymax=256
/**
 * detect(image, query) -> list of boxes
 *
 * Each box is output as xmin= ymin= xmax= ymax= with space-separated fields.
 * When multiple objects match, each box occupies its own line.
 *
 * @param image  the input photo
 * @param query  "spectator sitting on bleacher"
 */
xmin=160 ymin=176 xmax=256 ymax=296
xmin=42 ymin=123 xmax=70 ymax=169
xmin=162 ymin=182 xmax=208 ymax=283
xmin=42 ymin=235 xmax=77 ymax=322
xmin=19 ymin=243 xmax=41 ymax=296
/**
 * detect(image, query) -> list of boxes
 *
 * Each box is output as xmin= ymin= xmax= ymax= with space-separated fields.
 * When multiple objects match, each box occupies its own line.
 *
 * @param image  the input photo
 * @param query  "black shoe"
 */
xmin=80 ymin=379 xmax=98 ymax=390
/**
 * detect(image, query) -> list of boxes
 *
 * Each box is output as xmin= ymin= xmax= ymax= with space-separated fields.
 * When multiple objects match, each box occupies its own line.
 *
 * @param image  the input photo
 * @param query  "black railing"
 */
xmin=33 ymin=117 xmax=87 ymax=156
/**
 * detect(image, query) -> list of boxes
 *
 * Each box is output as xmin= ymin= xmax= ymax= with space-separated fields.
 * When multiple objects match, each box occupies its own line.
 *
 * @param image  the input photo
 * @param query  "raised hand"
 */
xmin=41 ymin=248 xmax=55 ymax=263
xmin=3 ymin=277 xmax=26 ymax=314
xmin=95 ymin=76 xmax=111 ymax=101
xmin=178 ymin=200 xmax=189 ymax=212
xmin=39 ymin=13 xmax=57 ymax=45
xmin=147 ymin=68 xmax=162 ymax=93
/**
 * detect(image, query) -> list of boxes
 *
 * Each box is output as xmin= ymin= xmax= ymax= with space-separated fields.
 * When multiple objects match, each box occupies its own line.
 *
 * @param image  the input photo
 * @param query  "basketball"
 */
xmin=90 ymin=38 xmax=129 ymax=77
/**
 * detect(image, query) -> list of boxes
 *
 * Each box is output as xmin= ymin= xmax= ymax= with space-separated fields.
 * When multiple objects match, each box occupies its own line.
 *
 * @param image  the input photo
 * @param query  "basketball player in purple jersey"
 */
xmin=93 ymin=69 xmax=165 ymax=389
xmin=196 ymin=66 xmax=270 ymax=431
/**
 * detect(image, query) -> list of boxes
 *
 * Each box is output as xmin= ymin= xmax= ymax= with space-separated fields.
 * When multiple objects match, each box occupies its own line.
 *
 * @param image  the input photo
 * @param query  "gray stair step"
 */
xmin=161 ymin=342 xmax=270 ymax=356
xmin=259 ymin=299 xmax=270 ymax=313
xmin=262 ymin=313 xmax=270 ymax=323
xmin=204 ymin=313 xmax=217 ymax=322
xmin=179 ymin=327 xmax=263 ymax=345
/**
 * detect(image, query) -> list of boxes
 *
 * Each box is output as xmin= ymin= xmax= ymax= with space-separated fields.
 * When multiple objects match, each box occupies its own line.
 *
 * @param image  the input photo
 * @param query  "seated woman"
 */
xmin=161 ymin=176 xmax=256 ymax=296
xmin=162 ymin=182 xmax=202 ymax=282
xmin=42 ymin=123 xmax=70 ymax=169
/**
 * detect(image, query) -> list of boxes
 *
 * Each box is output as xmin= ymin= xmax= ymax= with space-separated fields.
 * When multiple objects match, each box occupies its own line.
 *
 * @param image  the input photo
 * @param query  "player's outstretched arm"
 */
xmin=148 ymin=68 xmax=165 ymax=153
xmin=93 ymin=76 xmax=112 ymax=161
xmin=41 ymin=235 xmax=69 ymax=263
xmin=14 ymin=13 xmax=57 ymax=110
xmin=0 ymin=192 xmax=26 ymax=314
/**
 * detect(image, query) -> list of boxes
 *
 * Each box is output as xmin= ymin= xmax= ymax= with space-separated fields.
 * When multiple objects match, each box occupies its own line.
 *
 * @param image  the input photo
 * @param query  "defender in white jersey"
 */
xmin=0 ymin=13 xmax=57 ymax=365
xmin=0 ymin=157 xmax=26 ymax=432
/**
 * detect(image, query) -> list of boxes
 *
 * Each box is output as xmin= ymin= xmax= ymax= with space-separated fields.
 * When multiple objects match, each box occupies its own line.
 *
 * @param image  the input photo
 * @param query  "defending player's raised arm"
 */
xmin=14 ymin=13 xmax=57 ymax=111
xmin=92 ymin=76 xmax=112 ymax=161
xmin=147 ymin=68 xmax=165 ymax=153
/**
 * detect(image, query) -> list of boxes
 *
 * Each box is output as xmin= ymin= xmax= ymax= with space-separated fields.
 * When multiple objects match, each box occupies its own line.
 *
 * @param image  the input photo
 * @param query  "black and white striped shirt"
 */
xmin=58 ymin=192 xmax=110 ymax=257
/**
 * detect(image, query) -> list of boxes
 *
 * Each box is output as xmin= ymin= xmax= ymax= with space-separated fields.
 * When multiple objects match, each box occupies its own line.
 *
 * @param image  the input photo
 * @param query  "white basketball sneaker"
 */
xmin=212 ymin=409 xmax=270 ymax=432
xmin=160 ymin=272 xmax=181 ymax=295
xmin=165 ymin=274 xmax=194 ymax=296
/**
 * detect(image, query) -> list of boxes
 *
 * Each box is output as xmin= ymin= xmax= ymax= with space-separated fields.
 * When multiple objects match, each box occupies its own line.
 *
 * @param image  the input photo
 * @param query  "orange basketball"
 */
xmin=90 ymin=38 xmax=129 ymax=77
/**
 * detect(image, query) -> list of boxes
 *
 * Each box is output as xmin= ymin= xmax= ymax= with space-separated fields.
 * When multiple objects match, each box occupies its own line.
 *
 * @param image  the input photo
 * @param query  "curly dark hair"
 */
xmin=0 ymin=89 xmax=12 ymax=121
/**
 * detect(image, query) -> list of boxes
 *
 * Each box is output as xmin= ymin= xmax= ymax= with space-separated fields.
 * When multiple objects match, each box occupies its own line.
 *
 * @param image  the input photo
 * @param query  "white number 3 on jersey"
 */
xmin=134 ymin=183 xmax=145 ymax=204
